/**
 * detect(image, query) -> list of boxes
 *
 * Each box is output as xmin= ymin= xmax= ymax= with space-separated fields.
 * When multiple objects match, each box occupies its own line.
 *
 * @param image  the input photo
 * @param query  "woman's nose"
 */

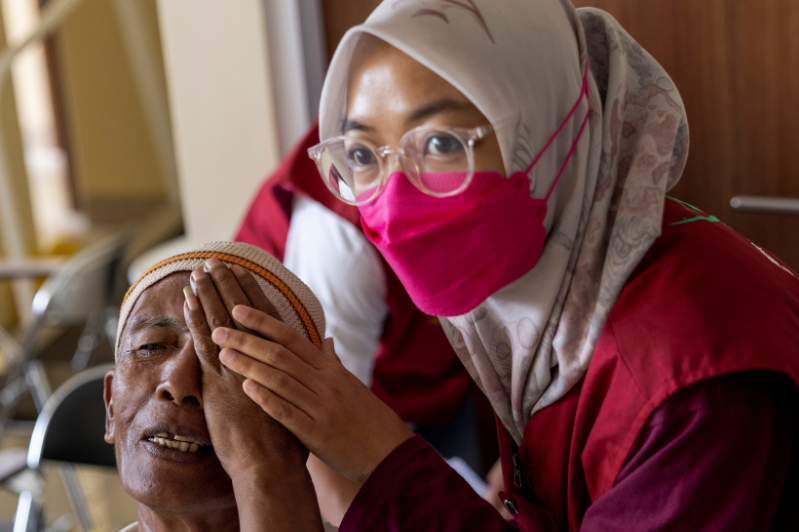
xmin=386 ymin=155 xmax=404 ymax=175
xmin=155 ymin=348 xmax=202 ymax=407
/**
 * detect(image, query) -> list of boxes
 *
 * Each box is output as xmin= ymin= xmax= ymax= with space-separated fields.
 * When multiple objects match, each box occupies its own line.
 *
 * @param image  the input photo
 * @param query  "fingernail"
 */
xmin=183 ymin=286 xmax=198 ymax=310
xmin=212 ymin=327 xmax=228 ymax=343
xmin=219 ymin=349 xmax=234 ymax=364
xmin=231 ymin=264 xmax=247 ymax=277
xmin=191 ymin=269 xmax=206 ymax=281
xmin=204 ymin=257 xmax=222 ymax=272
xmin=244 ymin=379 xmax=258 ymax=392
xmin=232 ymin=305 xmax=248 ymax=320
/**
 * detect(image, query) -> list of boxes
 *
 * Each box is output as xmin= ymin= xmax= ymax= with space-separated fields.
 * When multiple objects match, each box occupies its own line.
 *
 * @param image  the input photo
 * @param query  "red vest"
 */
xmin=235 ymin=121 xmax=471 ymax=425
xmin=496 ymin=197 xmax=799 ymax=531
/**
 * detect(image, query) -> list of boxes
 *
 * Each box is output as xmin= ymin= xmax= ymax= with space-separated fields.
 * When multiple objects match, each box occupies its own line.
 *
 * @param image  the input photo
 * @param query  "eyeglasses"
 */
xmin=307 ymin=123 xmax=497 ymax=206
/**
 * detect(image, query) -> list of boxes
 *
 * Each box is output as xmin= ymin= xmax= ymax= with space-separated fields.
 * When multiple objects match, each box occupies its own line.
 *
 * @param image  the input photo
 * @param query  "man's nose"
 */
xmin=156 ymin=348 xmax=202 ymax=407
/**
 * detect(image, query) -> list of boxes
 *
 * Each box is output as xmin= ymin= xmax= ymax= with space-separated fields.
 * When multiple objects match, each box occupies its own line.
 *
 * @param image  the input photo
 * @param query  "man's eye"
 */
xmin=136 ymin=344 xmax=166 ymax=355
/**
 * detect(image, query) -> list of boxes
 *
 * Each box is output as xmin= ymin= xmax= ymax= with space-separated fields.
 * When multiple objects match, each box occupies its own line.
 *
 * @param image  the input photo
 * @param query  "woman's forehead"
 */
xmin=346 ymin=38 xmax=466 ymax=105
xmin=344 ymin=38 xmax=486 ymax=137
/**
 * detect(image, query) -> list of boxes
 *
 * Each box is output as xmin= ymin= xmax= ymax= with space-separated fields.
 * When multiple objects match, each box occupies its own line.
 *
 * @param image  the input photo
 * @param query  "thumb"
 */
xmin=320 ymin=337 xmax=341 ymax=363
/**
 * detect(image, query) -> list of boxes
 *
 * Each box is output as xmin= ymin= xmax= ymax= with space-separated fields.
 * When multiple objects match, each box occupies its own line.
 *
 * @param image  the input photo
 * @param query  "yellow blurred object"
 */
xmin=47 ymin=240 xmax=81 ymax=258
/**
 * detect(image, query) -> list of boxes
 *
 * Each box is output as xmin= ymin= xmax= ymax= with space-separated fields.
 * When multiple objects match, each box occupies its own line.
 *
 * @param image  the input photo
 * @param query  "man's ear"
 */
xmin=104 ymin=369 xmax=116 ymax=444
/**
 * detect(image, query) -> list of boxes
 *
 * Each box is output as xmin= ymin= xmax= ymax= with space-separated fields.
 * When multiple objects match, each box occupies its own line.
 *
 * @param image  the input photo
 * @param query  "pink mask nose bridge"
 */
xmin=525 ymin=61 xmax=591 ymax=202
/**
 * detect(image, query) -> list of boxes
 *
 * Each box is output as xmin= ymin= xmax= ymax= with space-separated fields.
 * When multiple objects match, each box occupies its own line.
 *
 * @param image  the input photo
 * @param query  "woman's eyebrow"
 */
xmin=342 ymin=119 xmax=374 ymax=134
xmin=406 ymin=98 xmax=473 ymax=124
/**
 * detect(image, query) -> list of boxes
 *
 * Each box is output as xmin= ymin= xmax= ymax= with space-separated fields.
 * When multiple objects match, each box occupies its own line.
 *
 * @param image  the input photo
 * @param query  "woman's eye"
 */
xmin=424 ymin=135 xmax=463 ymax=157
xmin=347 ymin=147 xmax=377 ymax=167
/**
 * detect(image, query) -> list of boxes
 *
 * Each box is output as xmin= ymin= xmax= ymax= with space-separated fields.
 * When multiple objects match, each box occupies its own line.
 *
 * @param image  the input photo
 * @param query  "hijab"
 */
xmin=319 ymin=0 xmax=689 ymax=443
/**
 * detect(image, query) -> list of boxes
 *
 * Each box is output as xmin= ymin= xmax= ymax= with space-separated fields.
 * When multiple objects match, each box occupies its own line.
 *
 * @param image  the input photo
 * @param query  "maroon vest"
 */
xmin=235 ymin=121 xmax=471 ymax=425
xmin=495 ymin=198 xmax=799 ymax=530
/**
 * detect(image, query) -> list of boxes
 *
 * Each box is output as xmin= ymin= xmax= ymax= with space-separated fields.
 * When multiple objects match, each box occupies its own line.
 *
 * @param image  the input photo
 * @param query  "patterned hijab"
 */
xmin=319 ymin=0 xmax=689 ymax=443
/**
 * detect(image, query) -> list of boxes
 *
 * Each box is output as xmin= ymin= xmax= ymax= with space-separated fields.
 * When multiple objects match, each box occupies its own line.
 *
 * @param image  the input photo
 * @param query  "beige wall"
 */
xmin=0 ymin=4 xmax=36 ymax=328
xmin=53 ymin=0 xmax=169 ymax=222
xmin=157 ymin=0 xmax=280 ymax=244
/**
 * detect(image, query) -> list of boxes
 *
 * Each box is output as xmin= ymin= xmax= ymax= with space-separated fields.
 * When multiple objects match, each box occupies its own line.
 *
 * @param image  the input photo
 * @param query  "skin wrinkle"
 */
xmin=106 ymin=268 xmax=322 ymax=532
xmin=125 ymin=314 xmax=188 ymax=336
xmin=109 ymin=273 xmax=239 ymax=530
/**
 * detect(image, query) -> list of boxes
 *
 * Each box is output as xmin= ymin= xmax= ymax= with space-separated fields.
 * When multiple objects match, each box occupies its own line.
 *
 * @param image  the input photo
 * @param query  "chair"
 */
xmin=13 ymin=364 xmax=115 ymax=532
xmin=0 ymin=230 xmax=131 ymax=442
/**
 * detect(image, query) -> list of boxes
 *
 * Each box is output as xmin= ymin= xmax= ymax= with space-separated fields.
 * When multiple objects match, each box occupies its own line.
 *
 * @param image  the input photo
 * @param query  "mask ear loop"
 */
xmin=523 ymin=62 xmax=591 ymax=202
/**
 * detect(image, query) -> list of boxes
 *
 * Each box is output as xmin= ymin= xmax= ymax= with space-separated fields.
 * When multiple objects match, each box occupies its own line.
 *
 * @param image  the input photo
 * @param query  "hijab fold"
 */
xmin=320 ymin=0 xmax=689 ymax=443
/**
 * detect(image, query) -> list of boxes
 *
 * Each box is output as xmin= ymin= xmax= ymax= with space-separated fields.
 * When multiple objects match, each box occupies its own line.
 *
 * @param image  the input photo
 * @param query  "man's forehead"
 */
xmin=122 ymin=273 xmax=190 ymax=335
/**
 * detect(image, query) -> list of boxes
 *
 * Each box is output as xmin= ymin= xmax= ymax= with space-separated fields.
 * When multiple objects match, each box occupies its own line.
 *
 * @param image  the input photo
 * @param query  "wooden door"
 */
xmin=322 ymin=1 xmax=799 ymax=270
xmin=321 ymin=0 xmax=382 ymax=62
xmin=571 ymin=0 xmax=799 ymax=270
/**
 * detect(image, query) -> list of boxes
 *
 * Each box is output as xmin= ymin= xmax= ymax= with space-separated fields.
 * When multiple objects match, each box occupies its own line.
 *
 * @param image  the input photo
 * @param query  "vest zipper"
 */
xmin=510 ymin=441 xmax=529 ymax=493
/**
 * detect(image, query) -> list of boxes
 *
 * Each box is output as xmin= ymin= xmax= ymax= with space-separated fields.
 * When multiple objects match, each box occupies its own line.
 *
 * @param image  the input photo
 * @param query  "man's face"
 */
xmin=104 ymin=272 xmax=236 ymax=513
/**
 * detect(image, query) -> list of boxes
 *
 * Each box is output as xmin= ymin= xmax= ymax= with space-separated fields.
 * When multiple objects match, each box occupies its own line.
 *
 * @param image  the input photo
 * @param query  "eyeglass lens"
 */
xmin=320 ymin=129 xmax=473 ymax=204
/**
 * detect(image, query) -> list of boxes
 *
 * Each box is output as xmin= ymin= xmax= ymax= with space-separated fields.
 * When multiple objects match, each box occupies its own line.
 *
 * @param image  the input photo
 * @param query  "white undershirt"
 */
xmin=284 ymin=196 xmax=388 ymax=386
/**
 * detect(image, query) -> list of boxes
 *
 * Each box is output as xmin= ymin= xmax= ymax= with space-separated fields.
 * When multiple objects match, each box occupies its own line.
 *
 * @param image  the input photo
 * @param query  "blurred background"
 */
xmin=0 ymin=0 xmax=796 ymax=530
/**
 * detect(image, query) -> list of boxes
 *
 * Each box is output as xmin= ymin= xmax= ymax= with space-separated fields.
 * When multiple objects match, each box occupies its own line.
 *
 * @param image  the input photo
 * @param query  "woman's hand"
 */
xmin=211 ymin=304 xmax=415 ymax=483
xmin=485 ymin=458 xmax=513 ymax=520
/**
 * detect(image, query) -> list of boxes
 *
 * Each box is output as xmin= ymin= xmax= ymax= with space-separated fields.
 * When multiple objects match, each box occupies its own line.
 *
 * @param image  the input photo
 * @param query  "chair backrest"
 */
xmin=22 ymin=231 xmax=131 ymax=354
xmin=27 ymin=364 xmax=116 ymax=469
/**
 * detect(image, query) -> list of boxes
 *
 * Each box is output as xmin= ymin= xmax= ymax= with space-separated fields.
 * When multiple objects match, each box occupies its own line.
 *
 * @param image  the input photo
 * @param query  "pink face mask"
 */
xmin=359 ymin=64 xmax=590 ymax=317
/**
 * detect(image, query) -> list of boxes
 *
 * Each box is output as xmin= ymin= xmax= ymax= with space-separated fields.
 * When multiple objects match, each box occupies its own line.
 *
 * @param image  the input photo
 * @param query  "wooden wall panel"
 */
xmin=322 ymin=1 xmax=799 ymax=269
xmin=321 ymin=0 xmax=382 ymax=62
xmin=572 ymin=0 xmax=799 ymax=269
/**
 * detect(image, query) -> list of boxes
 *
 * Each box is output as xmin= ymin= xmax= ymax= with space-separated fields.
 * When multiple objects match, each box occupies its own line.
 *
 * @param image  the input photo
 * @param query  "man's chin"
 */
xmin=118 ymin=441 xmax=235 ymax=512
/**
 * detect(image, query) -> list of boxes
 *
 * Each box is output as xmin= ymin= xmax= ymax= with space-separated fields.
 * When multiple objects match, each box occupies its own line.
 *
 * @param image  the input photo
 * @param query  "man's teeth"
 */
xmin=148 ymin=432 xmax=202 ymax=453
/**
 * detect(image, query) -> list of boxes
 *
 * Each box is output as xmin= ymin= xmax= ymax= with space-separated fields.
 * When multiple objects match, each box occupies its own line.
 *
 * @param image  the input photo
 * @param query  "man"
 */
xmin=104 ymin=242 xmax=326 ymax=531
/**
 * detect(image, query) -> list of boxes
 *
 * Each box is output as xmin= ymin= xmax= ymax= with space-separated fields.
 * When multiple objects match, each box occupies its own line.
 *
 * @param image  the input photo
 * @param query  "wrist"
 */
xmin=229 ymin=451 xmax=309 ymax=484
xmin=358 ymin=423 xmax=415 ymax=483
xmin=232 ymin=464 xmax=322 ymax=532
xmin=231 ymin=462 xmax=315 ymax=511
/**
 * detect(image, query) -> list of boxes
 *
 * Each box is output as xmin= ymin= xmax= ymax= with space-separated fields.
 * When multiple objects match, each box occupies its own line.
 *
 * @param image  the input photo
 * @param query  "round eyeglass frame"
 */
xmin=307 ymin=123 xmax=498 ymax=206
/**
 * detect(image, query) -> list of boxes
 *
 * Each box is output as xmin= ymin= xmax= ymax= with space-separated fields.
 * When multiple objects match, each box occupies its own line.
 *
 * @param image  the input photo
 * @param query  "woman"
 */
xmin=236 ymin=121 xmax=484 ymax=526
xmin=211 ymin=0 xmax=799 ymax=529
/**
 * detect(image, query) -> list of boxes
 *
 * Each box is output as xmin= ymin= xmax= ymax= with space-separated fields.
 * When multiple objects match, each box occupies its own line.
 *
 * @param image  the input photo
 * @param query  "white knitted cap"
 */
xmin=116 ymin=241 xmax=325 ymax=358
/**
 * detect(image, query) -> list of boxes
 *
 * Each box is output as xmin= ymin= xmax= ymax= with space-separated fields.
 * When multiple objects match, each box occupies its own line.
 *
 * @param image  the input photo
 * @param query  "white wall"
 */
xmin=156 ymin=0 xmax=280 ymax=244
xmin=263 ymin=0 xmax=327 ymax=156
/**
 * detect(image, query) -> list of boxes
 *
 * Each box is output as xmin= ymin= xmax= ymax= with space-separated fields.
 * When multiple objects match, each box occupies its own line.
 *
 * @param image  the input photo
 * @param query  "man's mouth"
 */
xmin=147 ymin=432 xmax=207 ymax=453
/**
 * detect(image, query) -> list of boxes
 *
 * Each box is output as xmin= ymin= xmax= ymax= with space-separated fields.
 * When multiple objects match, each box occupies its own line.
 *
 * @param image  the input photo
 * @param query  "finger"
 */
xmin=242 ymin=379 xmax=316 ymax=438
xmin=204 ymin=258 xmax=254 ymax=332
xmin=213 ymin=327 xmax=318 ymax=385
xmin=232 ymin=305 xmax=326 ymax=368
xmin=191 ymin=268 xmax=236 ymax=333
xmin=231 ymin=264 xmax=281 ymax=321
xmin=219 ymin=347 xmax=319 ymax=411
xmin=183 ymin=290 xmax=220 ymax=368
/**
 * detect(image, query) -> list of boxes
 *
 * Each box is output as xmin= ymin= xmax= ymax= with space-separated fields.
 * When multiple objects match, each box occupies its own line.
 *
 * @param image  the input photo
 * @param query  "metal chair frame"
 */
xmin=15 ymin=364 xmax=115 ymax=532
xmin=0 ymin=231 xmax=130 ymax=443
